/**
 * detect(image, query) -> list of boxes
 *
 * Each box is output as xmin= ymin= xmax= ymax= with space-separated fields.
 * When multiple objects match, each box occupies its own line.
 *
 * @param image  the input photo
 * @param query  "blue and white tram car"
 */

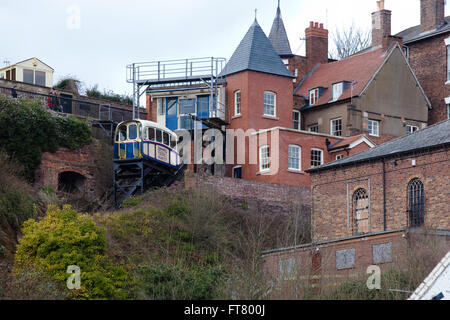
xmin=114 ymin=120 xmax=181 ymax=169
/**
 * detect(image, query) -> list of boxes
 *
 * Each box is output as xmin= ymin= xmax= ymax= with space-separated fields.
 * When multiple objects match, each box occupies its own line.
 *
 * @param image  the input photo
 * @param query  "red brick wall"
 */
xmin=34 ymin=146 xmax=96 ymax=193
xmin=305 ymin=22 xmax=328 ymax=74
xmin=225 ymin=70 xmax=294 ymax=132
xmin=185 ymin=172 xmax=311 ymax=215
xmin=421 ymin=0 xmax=445 ymax=33
xmin=262 ymin=229 xmax=450 ymax=296
xmin=406 ymin=32 xmax=450 ymax=124
xmin=310 ymin=146 xmax=450 ymax=242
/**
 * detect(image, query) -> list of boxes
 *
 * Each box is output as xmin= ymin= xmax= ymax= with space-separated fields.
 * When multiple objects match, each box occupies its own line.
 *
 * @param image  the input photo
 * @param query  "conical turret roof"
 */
xmin=269 ymin=5 xmax=293 ymax=56
xmin=220 ymin=19 xmax=293 ymax=78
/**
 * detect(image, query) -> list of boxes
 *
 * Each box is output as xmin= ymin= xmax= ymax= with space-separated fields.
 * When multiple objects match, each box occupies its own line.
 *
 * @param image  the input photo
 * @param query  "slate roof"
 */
xmin=395 ymin=17 xmax=450 ymax=44
xmin=268 ymin=6 xmax=293 ymax=56
xmin=219 ymin=20 xmax=294 ymax=78
xmin=295 ymin=46 xmax=394 ymax=109
xmin=307 ymin=119 xmax=450 ymax=172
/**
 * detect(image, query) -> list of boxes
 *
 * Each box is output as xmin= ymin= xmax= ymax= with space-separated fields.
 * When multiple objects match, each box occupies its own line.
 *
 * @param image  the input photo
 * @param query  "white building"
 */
xmin=0 ymin=57 xmax=54 ymax=88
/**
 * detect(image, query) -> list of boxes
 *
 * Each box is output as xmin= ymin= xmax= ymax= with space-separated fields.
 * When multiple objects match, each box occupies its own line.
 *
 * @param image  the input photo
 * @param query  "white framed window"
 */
xmin=234 ymin=90 xmax=241 ymax=116
xmin=447 ymin=45 xmax=450 ymax=81
xmin=310 ymin=148 xmax=323 ymax=168
xmin=332 ymin=82 xmax=344 ymax=101
xmin=447 ymin=104 xmax=450 ymax=119
xmin=309 ymin=88 xmax=319 ymax=105
xmin=336 ymin=154 xmax=344 ymax=160
xmin=293 ymin=110 xmax=300 ymax=130
xmin=406 ymin=125 xmax=419 ymax=134
xmin=331 ymin=118 xmax=343 ymax=137
xmin=259 ymin=145 xmax=270 ymax=172
xmin=263 ymin=92 xmax=276 ymax=116
xmin=158 ymin=98 xmax=165 ymax=116
xmin=288 ymin=145 xmax=301 ymax=171
xmin=368 ymin=120 xmax=379 ymax=137
xmin=309 ymin=125 xmax=319 ymax=133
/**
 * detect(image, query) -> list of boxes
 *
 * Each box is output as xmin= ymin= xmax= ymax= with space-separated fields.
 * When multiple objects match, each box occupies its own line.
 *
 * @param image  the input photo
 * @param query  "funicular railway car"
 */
xmin=114 ymin=119 xmax=181 ymax=170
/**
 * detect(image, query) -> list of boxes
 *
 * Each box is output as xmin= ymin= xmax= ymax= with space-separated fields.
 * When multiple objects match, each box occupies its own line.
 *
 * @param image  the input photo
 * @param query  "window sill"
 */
xmin=369 ymin=134 xmax=379 ymax=138
xmin=257 ymin=170 xmax=271 ymax=175
xmin=288 ymin=169 xmax=305 ymax=174
xmin=232 ymin=114 xmax=242 ymax=120
xmin=262 ymin=115 xmax=279 ymax=120
xmin=445 ymin=80 xmax=450 ymax=86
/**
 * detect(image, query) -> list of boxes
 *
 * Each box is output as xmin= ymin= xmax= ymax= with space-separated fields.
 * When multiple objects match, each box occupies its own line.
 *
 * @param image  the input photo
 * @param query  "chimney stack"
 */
xmin=372 ymin=0 xmax=392 ymax=48
xmin=305 ymin=21 xmax=328 ymax=73
xmin=421 ymin=0 xmax=445 ymax=33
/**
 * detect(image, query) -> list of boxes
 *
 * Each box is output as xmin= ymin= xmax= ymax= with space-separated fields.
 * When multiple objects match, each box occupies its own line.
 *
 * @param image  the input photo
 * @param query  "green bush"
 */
xmin=14 ymin=205 xmax=133 ymax=300
xmin=121 ymin=196 xmax=143 ymax=209
xmin=0 ymin=96 xmax=92 ymax=180
xmin=138 ymin=263 xmax=226 ymax=300
xmin=86 ymin=85 xmax=133 ymax=105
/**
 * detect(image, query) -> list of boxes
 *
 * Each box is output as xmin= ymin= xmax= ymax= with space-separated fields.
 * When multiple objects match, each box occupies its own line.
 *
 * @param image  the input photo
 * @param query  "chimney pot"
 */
xmin=314 ymin=22 xmax=319 ymax=28
xmin=310 ymin=21 xmax=314 ymax=27
xmin=319 ymin=23 xmax=324 ymax=29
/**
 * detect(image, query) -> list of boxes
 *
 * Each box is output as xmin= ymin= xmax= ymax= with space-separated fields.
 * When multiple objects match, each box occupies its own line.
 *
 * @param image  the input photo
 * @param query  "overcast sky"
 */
xmin=1 ymin=0 xmax=449 ymax=97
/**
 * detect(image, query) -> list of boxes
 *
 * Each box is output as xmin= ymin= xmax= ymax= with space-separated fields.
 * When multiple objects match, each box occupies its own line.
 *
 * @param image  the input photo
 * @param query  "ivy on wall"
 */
xmin=0 ymin=96 xmax=92 ymax=181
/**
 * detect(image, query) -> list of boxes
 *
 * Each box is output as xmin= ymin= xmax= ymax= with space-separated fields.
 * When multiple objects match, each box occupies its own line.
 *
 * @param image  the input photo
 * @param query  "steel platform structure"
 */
xmin=126 ymin=57 xmax=228 ymax=126
xmin=113 ymin=158 xmax=186 ymax=208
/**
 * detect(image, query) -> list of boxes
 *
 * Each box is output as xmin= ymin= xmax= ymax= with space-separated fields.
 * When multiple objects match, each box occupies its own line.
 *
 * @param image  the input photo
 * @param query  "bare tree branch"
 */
xmin=330 ymin=22 xmax=372 ymax=60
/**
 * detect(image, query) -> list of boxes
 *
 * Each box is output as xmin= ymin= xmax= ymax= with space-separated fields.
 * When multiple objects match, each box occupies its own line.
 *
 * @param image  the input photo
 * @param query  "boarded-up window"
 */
xmin=336 ymin=249 xmax=355 ymax=270
xmin=373 ymin=242 xmax=393 ymax=264
xmin=278 ymin=258 xmax=296 ymax=280
xmin=353 ymin=188 xmax=369 ymax=235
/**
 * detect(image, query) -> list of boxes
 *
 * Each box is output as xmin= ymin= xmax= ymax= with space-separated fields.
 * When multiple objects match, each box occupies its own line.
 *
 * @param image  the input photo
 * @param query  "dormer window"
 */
xmin=309 ymin=88 xmax=319 ymax=105
xmin=332 ymin=82 xmax=344 ymax=101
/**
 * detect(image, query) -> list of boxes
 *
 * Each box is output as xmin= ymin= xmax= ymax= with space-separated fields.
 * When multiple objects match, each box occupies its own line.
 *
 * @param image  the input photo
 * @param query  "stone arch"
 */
xmin=58 ymin=170 xmax=86 ymax=193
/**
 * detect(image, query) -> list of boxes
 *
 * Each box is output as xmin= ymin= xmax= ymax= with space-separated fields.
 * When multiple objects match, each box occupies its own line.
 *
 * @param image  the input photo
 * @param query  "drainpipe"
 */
xmin=382 ymin=158 xmax=387 ymax=231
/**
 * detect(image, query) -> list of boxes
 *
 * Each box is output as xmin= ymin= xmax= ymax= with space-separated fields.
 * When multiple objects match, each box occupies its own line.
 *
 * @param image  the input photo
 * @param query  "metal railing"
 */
xmin=0 ymin=84 xmax=141 ymax=123
xmin=126 ymin=57 xmax=227 ymax=84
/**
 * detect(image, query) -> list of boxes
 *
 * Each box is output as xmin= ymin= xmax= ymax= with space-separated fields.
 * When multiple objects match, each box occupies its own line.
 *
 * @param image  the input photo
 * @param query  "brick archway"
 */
xmin=58 ymin=170 xmax=86 ymax=193
xmin=34 ymin=146 xmax=97 ymax=194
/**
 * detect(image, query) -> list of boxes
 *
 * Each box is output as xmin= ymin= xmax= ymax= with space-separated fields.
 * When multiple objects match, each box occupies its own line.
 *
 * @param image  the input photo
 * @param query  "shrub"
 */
xmin=14 ymin=205 xmax=133 ymax=300
xmin=137 ymin=263 xmax=226 ymax=300
xmin=0 ymin=153 xmax=36 ymax=233
xmin=121 ymin=196 xmax=143 ymax=209
xmin=86 ymin=85 xmax=133 ymax=105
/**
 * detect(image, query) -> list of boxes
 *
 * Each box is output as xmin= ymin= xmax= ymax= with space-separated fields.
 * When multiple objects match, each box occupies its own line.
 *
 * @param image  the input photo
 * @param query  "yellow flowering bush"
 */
xmin=14 ymin=205 xmax=133 ymax=300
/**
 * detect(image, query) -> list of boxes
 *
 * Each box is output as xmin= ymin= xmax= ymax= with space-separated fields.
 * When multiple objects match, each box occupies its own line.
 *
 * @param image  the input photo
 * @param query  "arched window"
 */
xmin=353 ymin=188 xmax=369 ymax=235
xmin=408 ymin=178 xmax=425 ymax=227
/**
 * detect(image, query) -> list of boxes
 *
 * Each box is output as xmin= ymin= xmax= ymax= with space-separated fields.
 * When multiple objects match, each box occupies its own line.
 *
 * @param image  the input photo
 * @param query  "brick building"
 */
xmin=395 ymin=0 xmax=450 ymax=125
xmin=145 ymin=5 xmax=376 ymax=187
xmin=262 ymin=119 xmax=450 ymax=291
xmin=294 ymin=2 xmax=430 ymax=144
